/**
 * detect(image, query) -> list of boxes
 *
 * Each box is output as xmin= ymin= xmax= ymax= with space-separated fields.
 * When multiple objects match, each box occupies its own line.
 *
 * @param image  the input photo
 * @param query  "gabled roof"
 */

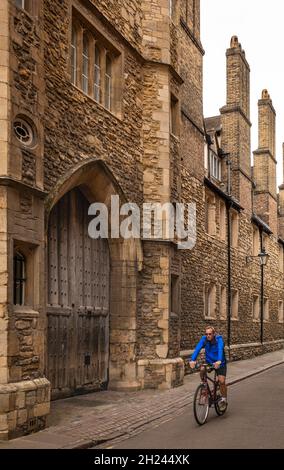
xmin=204 ymin=115 xmax=222 ymax=134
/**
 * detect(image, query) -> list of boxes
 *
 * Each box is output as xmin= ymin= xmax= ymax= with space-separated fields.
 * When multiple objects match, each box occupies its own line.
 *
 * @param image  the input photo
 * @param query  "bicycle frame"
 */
xmin=200 ymin=365 xmax=220 ymax=406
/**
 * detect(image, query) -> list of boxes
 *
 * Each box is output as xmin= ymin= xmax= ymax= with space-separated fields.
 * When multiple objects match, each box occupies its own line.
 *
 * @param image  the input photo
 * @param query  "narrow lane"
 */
xmin=112 ymin=365 xmax=284 ymax=449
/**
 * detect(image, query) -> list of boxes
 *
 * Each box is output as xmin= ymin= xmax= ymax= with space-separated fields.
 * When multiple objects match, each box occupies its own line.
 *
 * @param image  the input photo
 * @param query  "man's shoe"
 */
xmin=219 ymin=397 xmax=227 ymax=410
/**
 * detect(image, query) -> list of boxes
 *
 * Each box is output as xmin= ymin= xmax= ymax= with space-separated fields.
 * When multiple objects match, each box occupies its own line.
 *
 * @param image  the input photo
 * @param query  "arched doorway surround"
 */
xmin=45 ymin=159 xmax=143 ymax=397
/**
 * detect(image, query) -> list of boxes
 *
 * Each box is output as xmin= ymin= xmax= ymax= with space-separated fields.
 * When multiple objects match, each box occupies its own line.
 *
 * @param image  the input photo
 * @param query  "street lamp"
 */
xmin=258 ymin=250 xmax=269 ymax=267
xmin=246 ymin=249 xmax=269 ymax=266
xmin=246 ymin=249 xmax=270 ymax=345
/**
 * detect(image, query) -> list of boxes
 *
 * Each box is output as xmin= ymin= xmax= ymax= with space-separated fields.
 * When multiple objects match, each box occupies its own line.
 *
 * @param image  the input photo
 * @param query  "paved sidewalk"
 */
xmin=0 ymin=350 xmax=283 ymax=449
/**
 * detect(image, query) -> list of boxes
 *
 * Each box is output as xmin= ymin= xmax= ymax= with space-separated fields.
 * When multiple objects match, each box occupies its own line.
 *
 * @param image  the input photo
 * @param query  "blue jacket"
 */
xmin=191 ymin=335 xmax=226 ymax=367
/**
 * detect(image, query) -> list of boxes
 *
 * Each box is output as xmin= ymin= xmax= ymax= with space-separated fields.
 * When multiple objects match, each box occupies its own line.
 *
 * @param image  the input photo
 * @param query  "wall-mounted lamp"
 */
xmin=246 ymin=249 xmax=269 ymax=345
xmin=246 ymin=249 xmax=270 ymax=267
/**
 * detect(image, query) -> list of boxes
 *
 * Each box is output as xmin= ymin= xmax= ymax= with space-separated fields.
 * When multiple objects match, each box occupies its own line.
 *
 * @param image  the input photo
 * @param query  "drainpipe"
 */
xmin=260 ymin=229 xmax=264 ymax=346
xmin=227 ymin=201 xmax=232 ymax=360
xmin=226 ymin=154 xmax=232 ymax=359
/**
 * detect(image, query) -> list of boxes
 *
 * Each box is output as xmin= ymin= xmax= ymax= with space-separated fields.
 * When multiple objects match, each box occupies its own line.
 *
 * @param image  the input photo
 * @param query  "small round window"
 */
xmin=13 ymin=119 xmax=34 ymax=147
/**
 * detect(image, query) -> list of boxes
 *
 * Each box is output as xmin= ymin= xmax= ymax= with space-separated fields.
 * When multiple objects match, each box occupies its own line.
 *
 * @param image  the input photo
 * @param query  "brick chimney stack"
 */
xmin=257 ymin=90 xmax=276 ymax=157
xmin=278 ymin=144 xmax=284 ymax=238
xmin=220 ymin=36 xmax=252 ymax=212
xmin=226 ymin=36 xmax=250 ymax=118
xmin=253 ymin=90 xmax=277 ymax=233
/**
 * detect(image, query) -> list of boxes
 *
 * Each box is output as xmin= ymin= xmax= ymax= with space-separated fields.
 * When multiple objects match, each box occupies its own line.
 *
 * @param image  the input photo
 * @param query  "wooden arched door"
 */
xmin=47 ymin=188 xmax=110 ymax=398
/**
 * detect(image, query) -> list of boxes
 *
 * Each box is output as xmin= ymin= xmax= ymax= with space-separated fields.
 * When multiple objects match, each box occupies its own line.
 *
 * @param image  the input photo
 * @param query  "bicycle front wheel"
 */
xmin=193 ymin=384 xmax=209 ymax=426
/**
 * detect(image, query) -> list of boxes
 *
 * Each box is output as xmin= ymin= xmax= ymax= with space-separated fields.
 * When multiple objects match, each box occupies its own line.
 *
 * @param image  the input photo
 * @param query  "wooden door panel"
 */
xmin=47 ymin=189 xmax=110 ymax=398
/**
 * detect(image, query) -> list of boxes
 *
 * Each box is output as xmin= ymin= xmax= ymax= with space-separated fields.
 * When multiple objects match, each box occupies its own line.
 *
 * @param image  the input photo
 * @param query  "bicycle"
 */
xmin=193 ymin=363 xmax=228 ymax=426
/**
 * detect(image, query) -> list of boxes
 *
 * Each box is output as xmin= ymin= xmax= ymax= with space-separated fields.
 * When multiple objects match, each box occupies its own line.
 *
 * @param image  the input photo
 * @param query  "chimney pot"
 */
xmin=230 ymin=36 xmax=239 ymax=48
xmin=262 ymin=89 xmax=270 ymax=100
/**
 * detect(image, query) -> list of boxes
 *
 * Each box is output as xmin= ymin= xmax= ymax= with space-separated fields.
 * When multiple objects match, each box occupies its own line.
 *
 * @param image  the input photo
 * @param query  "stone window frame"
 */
xmin=230 ymin=209 xmax=239 ymax=249
xmin=219 ymin=285 xmax=227 ymax=321
xmin=262 ymin=233 xmax=269 ymax=251
xmin=105 ymin=53 xmax=112 ymax=111
xmin=204 ymin=142 xmax=208 ymax=171
xmin=231 ymin=289 xmax=239 ymax=321
xmin=169 ymin=0 xmax=177 ymax=21
xmin=204 ymin=283 xmax=216 ymax=320
xmin=70 ymin=6 xmax=124 ymax=118
xmin=13 ymin=251 xmax=26 ymax=306
xmin=81 ymin=30 xmax=90 ymax=94
xmin=94 ymin=43 xmax=101 ymax=103
xmin=15 ymin=0 xmax=25 ymax=9
xmin=181 ymin=0 xmax=198 ymax=34
xmin=208 ymin=149 xmax=222 ymax=182
xmin=263 ymin=298 xmax=269 ymax=323
xmin=279 ymin=245 xmax=284 ymax=273
xmin=12 ymin=240 xmax=39 ymax=312
xmin=278 ymin=300 xmax=284 ymax=324
xmin=170 ymin=274 xmax=180 ymax=317
xmin=252 ymin=294 xmax=260 ymax=322
xmin=205 ymin=190 xmax=216 ymax=237
xmin=219 ymin=200 xmax=226 ymax=241
xmin=13 ymin=116 xmax=37 ymax=149
xmin=71 ymin=26 xmax=77 ymax=85
xmin=170 ymin=93 xmax=180 ymax=138
xmin=252 ymin=225 xmax=259 ymax=257
xmin=14 ymin=0 xmax=38 ymax=16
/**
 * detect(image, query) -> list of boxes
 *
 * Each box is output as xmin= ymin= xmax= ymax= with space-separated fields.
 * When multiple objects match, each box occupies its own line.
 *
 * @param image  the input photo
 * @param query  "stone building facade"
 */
xmin=0 ymin=0 xmax=283 ymax=440
xmin=181 ymin=36 xmax=284 ymax=362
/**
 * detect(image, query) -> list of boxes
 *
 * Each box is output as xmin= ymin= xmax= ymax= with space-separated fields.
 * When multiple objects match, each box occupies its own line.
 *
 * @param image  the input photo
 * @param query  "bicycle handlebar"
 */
xmin=196 ymin=363 xmax=215 ymax=373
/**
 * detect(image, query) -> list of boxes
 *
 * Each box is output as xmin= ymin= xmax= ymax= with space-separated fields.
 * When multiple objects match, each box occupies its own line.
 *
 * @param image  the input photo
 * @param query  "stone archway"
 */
xmin=45 ymin=160 xmax=143 ymax=396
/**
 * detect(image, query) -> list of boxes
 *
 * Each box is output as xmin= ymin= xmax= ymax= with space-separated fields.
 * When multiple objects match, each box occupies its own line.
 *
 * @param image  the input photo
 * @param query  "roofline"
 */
xmin=251 ymin=214 xmax=273 ymax=235
xmin=204 ymin=178 xmax=244 ymax=212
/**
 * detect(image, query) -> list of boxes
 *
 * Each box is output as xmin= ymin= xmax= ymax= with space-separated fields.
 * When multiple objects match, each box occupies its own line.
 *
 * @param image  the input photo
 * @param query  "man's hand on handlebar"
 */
xmin=189 ymin=361 xmax=197 ymax=370
xmin=213 ymin=361 xmax=222 ymax=369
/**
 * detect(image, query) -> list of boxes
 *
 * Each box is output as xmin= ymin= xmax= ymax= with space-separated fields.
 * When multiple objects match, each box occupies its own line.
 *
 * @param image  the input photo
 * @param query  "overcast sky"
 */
xmin=201 ymin=0 xmax=284 ymax=187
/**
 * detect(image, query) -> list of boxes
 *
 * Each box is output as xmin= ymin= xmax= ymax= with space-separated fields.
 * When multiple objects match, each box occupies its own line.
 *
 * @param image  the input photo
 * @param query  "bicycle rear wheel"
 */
xmin=193 ymin=384 xmax=209 ymax=426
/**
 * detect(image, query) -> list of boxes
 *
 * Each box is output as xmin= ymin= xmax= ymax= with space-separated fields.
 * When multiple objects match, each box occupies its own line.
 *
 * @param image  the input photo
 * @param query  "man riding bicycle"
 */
xmin=189 ymin=326 xmax=227 ymax=407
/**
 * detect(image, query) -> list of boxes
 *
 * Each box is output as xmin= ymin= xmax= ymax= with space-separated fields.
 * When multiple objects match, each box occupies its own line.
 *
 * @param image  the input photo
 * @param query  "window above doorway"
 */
xmin=70 ymin=9 xmax=123 ymax=118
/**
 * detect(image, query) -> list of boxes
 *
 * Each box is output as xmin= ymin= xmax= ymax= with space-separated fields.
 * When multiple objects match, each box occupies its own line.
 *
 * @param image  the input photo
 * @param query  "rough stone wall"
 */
xmin=0 ymin=378 xmax=50 ymax=440
xmin=10 ymin=3 xmax=44 ymax=188
xmin=7 ymin=189 xmax=45 ymax=381
xmin=181 ymin=188 xmax=284 ymax=357
xmin=141 ymin=0 xmax=170 ymax=63
xmin=180 ymin=173 xmax=209 ymax=350
xmin=43 ymin=0 xmax=144 ymax=204
xmin=180 ymin=34 xmax=284 ymax=363
xmin=138 ymin=242 xmax=170 ymax=359
xmin=260 ymin=235 xmax=284 ymax=342
xmin=142 ymin=63 xmax=170 ymax=204
xmin=88 ymin=0 xmax=143 ymax=52
xmin=178 ymin=3 xmax=207 ymax=350
xmin=179 ymin=27 xmax=203 ymax=130
xmin=0 ymin=0 xmax=48 ymax=440
xmin=254 ymin=192 xmax=278 ymax=235
xmin=137 ymin=358 xmax=183 ymax=390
